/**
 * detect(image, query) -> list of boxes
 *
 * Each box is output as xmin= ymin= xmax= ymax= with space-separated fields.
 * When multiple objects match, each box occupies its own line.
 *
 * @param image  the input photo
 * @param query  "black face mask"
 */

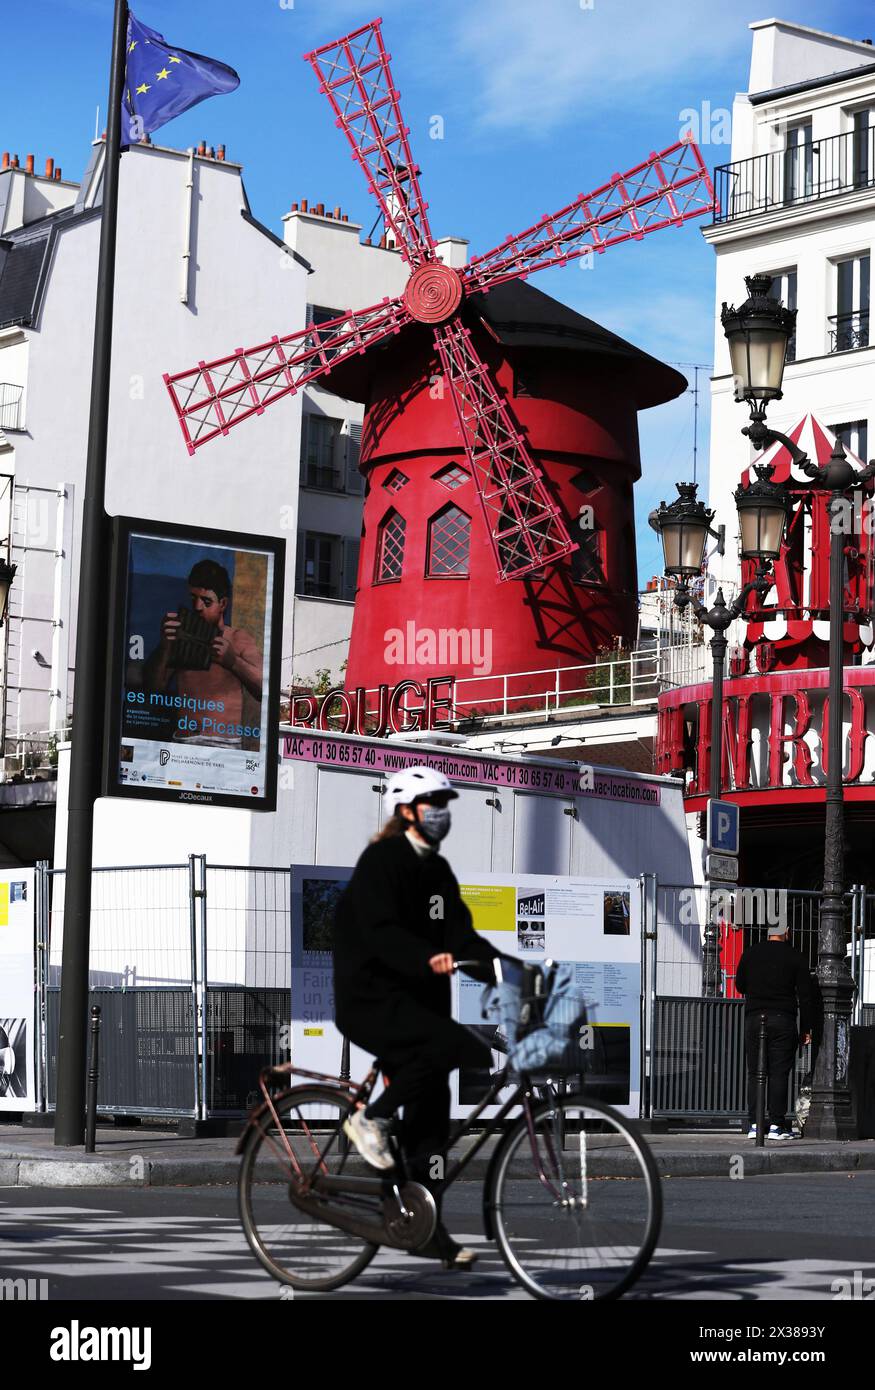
xmin=417 ymin=805 xmax=452 ymax=844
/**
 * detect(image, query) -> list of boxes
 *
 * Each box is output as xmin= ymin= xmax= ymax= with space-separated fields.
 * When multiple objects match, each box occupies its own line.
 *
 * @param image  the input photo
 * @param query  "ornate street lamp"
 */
xmin=734 ymin=463 xmax=792 ymax=564
xmin=651 ymin=481 xmax=773 ymax=994
xmin=721 ymin=273 xmax=796 ymax=407
xmin=724 ymin=270 xmax=875 ymax=1139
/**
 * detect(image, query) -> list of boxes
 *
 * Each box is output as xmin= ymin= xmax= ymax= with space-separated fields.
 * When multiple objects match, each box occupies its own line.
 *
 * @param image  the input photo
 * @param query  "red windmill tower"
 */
xmin=164 ymin=17 xmax=715 ymax=714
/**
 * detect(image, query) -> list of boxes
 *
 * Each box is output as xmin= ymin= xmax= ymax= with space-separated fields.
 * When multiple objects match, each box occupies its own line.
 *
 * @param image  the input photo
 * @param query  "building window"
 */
xmin=783 ymin=121 xmax=812 ymax=204
xmin=307 ymin=304 xmax=344 ymax=327
xmin=852 ymin=108 xmax=875 ymax=189
xmin=571 ymin=526 xmax=605 ymax=585
xmin=833 ymin=420 xmax=869 ymax=461
xmin=571 ymin=467 xmax=600 ymax=495
xmin=383 ymin=468 xmax=409 ymax=493
xmin=427 ymin=505 xmax=470 ymax=576
xmin=513 ymin=366 xmax=544 ymax=397
xmin=302 ymin=532 xmax=341 ymax=598
xmin=302 ymin=413 xmax=344 ymax=490
xmin=375 ymin=509 xmax=406 ymax=582
xmin=830 ymin=253 xmax=870 ymax=352
xmin=765 ymin=269 xmax=797 ymax=362
xmin=433 ymin=463 xmax=469 ymax=490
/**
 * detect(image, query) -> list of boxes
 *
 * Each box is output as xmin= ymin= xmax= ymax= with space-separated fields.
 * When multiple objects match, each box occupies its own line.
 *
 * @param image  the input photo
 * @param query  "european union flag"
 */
xmin=122 ymin=12 xmax=239 ymax=145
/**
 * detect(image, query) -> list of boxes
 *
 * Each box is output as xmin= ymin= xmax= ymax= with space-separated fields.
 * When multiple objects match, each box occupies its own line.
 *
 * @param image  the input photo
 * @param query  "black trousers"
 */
xmin=350 ymin=1001 xmax=491 ymax=1182
xmin=744 ymin=1010 xmax=798 ymax=1128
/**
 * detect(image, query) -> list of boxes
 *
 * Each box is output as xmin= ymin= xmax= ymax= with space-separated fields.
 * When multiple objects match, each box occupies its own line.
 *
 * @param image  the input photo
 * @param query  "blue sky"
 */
xmin=2 ymin=0 xmax=871 ymax=581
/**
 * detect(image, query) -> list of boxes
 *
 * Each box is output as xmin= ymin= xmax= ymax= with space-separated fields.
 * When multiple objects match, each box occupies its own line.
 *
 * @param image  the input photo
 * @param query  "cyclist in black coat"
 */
xmin=333 ymin=765 xmax=499 ymax=1267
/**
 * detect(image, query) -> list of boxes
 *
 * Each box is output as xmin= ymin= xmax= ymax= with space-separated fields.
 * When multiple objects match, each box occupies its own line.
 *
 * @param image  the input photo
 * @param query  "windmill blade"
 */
xmin=305 ymin=18 xmax=435 ymax=268
xmin=164 ymin=297 xmax=410 ymax=454
xmin=433 ymin=319 xmax=576 ymax=581
xmin=462 ymin=138 xmax=715 ymax=295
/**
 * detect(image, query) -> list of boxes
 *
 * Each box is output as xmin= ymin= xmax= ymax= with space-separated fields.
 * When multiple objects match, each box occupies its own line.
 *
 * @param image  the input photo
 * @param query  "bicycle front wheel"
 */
xmin=491 ymin=1092 xmax=661 ymax=1301
xmin=238 ymin=1085 xmax=379 ymax=1292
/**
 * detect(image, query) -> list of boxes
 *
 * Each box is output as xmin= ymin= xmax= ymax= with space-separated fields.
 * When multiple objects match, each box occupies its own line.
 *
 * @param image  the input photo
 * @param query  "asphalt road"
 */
xmin=1 ymin=1172 xmax=874 ymax=1302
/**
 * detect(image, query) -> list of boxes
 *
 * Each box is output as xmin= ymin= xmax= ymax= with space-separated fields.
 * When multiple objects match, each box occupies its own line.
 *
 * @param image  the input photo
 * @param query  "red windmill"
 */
xmin=164 ymin=17 xmax=714 ymax=706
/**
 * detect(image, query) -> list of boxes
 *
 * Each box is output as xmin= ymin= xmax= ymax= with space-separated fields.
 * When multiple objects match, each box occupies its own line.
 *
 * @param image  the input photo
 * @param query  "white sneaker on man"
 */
xmin=766 ymin=1125 xmax=799 ymax=1141
xmin=343 ymin=1108 xmax=395 ymax=1170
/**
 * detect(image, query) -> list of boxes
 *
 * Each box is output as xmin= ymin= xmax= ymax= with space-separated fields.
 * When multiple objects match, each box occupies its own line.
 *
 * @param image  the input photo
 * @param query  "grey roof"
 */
xmin=750 ymin=57 xmax=875 ymax=105
xmin=0 ymin=227 xmax=53 ymax=329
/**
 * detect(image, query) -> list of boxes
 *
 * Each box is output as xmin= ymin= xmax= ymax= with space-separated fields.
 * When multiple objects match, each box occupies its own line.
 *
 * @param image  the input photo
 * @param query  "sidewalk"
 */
xmin=1 ymin=1123 xmax=873 ymax=1187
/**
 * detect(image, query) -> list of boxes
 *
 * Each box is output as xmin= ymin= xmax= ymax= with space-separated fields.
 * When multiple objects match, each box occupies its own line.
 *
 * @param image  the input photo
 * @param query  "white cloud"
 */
xmin=443 ymin=0 xmax=847 ymax=135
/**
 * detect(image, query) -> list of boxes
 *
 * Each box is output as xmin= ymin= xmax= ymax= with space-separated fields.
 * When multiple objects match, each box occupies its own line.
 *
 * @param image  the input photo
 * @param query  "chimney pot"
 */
xmin=290 ymin=201 xmax=298 ymax=212
xmin=364 ymin=235 xmax=372 ymax=245
xmin=300 ymin=198 xmax=308 ymax=212
xmin=217 ymin=144 xmax=225 ymax=160
xmin=334 ymin=205 xmax=341 ymax=219
xmin=1 ymin=153 xmax=9 ymax=171
xmin=54 ymin=167 xmax=62 ymax=180
xmin=207 ymin=146 xmax=215 ymax=159
xmin=342 ymin=213 xmax=349 ymax=221
xmin=197 ymin=140 xmax=206 ymax=155
xmin=45 ymin=157 xmax=54 ymax=178
xmin=101 ymin=130 xmax=106 ymax=141
xmin=315 ymin=202 xmax=324 ymax=215
xmin=11 ymin=155 xmax=19 ymax=169
xmin=25 ymin=154 xmax=34 ymax=174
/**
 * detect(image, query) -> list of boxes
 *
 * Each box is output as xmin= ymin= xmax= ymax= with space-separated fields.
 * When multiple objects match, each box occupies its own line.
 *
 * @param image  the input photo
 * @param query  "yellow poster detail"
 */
xmin=303 ymin=1028 xmax=324 ymax=1037
xmin=460 ymin=884 xmax=516 ymax=932
xmin=0 ymin=882 xmax=8 ymax=926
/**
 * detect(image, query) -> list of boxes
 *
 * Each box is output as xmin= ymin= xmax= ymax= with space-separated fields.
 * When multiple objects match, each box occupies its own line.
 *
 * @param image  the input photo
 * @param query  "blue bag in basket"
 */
xmin=481 ymin=960 xmax=589 ymax=1075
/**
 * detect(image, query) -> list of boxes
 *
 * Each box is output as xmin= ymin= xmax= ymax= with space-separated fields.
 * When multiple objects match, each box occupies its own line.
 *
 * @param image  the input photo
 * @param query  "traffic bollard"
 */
xmin=84 ymin=1005 xmax=102 ymax=1153
xmin=755 ymin=1012 xmax=767 ymax=1148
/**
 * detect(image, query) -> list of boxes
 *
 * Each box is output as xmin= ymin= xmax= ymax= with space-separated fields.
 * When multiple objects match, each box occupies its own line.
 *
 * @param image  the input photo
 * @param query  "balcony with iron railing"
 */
xmin=828 ymin=309 xmax=870 ymax=353
xmin=713 ymin=126 xmax=875 ymax=226
xmin=0 ymin=383 xmax=23 ymax=432
xmin=303 ymin=463 xmax=344 ymax=491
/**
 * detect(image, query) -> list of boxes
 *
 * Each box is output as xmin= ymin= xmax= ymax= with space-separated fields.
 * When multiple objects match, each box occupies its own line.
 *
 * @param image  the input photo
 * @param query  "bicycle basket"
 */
xmin=480 ymin=960 xmax=591 ymax=1077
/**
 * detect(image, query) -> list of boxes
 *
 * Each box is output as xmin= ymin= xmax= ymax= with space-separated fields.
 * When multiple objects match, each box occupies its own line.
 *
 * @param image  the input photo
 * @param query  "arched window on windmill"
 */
xmin=375 ymin=508 xmax=406 ymax=583
xmin=571 ymin=521 xmax=606 ymax=586
xmin=427 ymin=504 xmax=471 ymax=577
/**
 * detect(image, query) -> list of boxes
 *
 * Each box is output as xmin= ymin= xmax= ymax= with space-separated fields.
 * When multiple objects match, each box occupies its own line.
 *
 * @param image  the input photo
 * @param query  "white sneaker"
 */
xmin=343 ymin=1108 xmax=395 ymax=1170
xmin=746 ymin=1126 xmax=758 ymax=1138
xmin=766 ymin=1125 xmax=799 ymax=1141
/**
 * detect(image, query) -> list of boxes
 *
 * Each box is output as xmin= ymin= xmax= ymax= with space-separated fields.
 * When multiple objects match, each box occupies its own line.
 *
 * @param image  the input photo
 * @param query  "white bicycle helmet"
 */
xmin=382 ymin=765 xmax=458 ymax=816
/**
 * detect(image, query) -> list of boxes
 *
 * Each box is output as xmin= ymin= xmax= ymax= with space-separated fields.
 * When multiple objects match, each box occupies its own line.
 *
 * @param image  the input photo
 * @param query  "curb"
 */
xmin=1 ymin=1146 xmax=873 ymax=1187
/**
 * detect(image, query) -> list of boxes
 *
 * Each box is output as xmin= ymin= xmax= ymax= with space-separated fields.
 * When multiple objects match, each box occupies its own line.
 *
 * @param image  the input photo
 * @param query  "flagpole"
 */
xmin=54 ymin=0 xmax=129 ymax=1146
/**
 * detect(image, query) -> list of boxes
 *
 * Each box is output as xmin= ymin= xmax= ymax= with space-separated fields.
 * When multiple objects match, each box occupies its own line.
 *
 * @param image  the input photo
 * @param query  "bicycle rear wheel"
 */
xmin=238 ymin=1085 xmax=378 ymax=1292
xmin=490 ymin=1092 xmax=661 ymax=1301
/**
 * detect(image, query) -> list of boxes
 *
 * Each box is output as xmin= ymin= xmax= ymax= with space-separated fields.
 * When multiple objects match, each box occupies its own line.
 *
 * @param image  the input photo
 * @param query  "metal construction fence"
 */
xmin=31 ymin=860 xmax=875 ymax=1124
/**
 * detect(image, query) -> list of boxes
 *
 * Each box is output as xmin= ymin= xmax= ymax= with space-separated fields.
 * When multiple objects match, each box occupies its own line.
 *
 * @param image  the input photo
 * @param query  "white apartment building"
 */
xmin=703 ymin=18 xmax=875 ymax=573
xmin=0 ymin=137 xmax=309 ymax=861
xmin=282 ymin=201 xmax=467 ymax=686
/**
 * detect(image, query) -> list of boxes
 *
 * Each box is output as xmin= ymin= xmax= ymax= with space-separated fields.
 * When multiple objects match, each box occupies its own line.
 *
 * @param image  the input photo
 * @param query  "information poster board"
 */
xmin=291 ymin=866 xmax=641 ymax=1118
xmin=105 ymin=517 xmax=284 ymax=809
xmin=0 ymin=868 xmax=36 ymax=1112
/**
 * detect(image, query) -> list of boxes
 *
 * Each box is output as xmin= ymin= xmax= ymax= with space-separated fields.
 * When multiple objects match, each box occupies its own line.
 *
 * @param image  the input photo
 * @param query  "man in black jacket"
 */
xmin=332 ymin=765 xmax=499 ymax=1267
xmin=735 ymin=925 xmax=814 ymax=1139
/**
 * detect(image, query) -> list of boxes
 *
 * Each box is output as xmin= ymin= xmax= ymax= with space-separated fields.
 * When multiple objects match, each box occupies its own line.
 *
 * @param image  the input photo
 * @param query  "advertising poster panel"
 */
xmin=0 ymin=868 xmax=36 ymax=1112
xmin=105 ymin=518 xmax=284 ymax=809
xmin=291 ymin=867 xmax=641 ymax=1119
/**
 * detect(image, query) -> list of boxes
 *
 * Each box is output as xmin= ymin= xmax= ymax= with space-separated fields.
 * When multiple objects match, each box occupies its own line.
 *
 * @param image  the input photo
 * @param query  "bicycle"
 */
xmin=237 ymin=962 xmax=662 ymax=1301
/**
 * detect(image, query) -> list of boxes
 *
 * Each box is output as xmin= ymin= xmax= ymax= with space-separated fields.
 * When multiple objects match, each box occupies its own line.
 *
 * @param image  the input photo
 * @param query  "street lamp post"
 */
xmin=650 ymin=481 xmax=784 ymax=993
xmin=722 ymin=274 xmax=873 ymax=1139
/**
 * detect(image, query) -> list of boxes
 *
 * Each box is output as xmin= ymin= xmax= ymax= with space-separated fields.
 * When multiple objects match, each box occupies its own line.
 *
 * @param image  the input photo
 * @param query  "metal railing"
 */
xmin=31 ymin=863 xmax=875 ymax=1125
xmin=714 ymin=126 xmax=875 ymax=225
xmin=0 ymin=383 xmax=23 ymax=432
xmin=828 ymin=309 xmax=870 ymax=353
